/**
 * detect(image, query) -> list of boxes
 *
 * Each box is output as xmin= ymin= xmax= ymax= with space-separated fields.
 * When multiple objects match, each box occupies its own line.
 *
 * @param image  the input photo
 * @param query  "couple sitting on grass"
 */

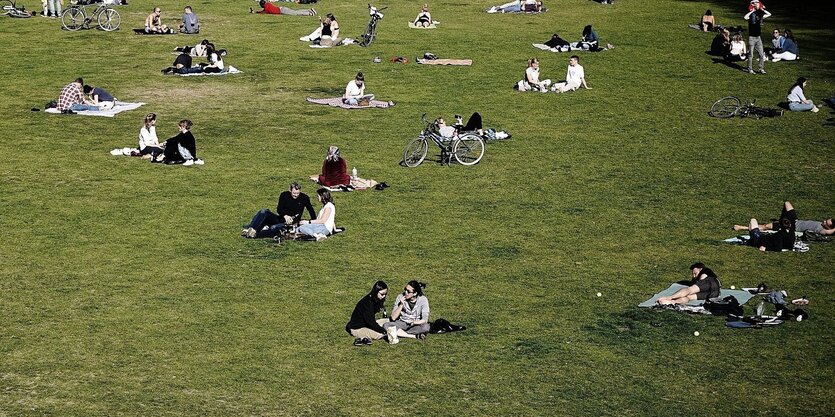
xmin=162 ymin=42 xmax=225 ymax=75
xmin=346 ymin=280 xmax=430 ymax=346
xmin=56 ymin=78 xmax=116 ymax=113
xmin=541 ymin=25 xmax=613 ymax=52
xmin=517 ymin=56 xmax=590 ymax=93
xmin=138 ymin=113 xmax=204 ymax=165
xmin=242 ymin=182 xmax=336 ymax=241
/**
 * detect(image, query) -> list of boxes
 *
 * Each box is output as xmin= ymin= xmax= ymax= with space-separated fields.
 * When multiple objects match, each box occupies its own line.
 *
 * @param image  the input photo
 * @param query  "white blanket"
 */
xmin=408 ymin=21 xmax=439 ymax=29
xmin=177 ymin=66 xmax=241 ymax=76
xmin=44 ymin=102 xmax=145 ymax=118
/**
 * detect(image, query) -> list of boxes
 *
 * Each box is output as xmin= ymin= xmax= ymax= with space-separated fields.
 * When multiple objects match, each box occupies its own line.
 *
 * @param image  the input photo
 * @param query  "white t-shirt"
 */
xmin=729 ymin=40 xmax=745 ymax=55
xmin=566 ymin=64 xmax=585 ymax=86
xmin=209 ymin=53 xmax=224 ymax=70
xmin=138 ymin=125 xmax=159 ymax=150
xmin=318 ymin=202 xmax=336 ymax=233
xmin=344 ymin=80 xmax=365 ymax=98
xmin=787 ymin=85 xmax=806 ymax=103
xmin=525 ymin=66 xmax=541 ymax=84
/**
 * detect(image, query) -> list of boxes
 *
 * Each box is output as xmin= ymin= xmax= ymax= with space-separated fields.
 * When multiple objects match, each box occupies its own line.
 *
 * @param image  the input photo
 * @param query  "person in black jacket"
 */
xmin=346 ymin=281 xmax=389 ymax=346
xmin=657 ymin=263 xmax=722 ymax=305
xmin=163 ymin=119 xmax=203 ymax=165
xmin=241 ymin=182 xmax=317 ymax=238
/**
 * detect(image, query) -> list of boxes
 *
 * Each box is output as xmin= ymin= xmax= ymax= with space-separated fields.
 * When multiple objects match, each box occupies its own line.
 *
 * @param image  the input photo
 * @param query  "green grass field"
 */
xmin=1 ymin=0 xmax=834 ymax=415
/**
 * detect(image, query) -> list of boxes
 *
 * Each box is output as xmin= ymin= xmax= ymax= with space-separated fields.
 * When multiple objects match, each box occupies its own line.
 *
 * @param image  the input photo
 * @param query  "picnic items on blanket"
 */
xmin=176 ymin=66 xmax=242 ymax=76
xmin=306 ymin=96 xmax=394 ymax=109
xmin=416 ymin=52 xmax=472 ymax=66
xmin=308 ymin=175 xmax=379 ymax=191
xmin=44 ymin=102 xmax=145 ymax=117
xmin=273 ymin=226 xmax=345 ymax=244
xmin=408 ymin=21 xmax=439 ymax=29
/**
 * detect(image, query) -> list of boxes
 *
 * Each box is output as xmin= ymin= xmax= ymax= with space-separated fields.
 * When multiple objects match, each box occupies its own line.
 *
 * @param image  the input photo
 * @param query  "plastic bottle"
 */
xmin=352 ymin=167 xmax=357 ymax=179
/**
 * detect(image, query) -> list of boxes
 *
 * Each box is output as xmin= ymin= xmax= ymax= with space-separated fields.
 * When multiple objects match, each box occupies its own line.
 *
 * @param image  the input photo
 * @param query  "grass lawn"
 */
xmin=1 ymin=0 xmax=833 ymax=415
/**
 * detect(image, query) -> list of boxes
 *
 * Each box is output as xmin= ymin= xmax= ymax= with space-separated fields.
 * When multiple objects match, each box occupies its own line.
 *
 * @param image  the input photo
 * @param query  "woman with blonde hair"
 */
xmin=413 ymin=4 xmax=432 ymax=27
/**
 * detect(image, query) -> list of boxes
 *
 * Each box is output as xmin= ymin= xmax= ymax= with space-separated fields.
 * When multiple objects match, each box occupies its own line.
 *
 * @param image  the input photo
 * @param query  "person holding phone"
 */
xmin=383 ymin=281 xmax=430 ymax=341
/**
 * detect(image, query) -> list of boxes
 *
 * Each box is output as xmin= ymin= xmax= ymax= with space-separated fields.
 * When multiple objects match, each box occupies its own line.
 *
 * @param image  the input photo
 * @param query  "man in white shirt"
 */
xmin=552 ymin=55 xmax=591 ymax=93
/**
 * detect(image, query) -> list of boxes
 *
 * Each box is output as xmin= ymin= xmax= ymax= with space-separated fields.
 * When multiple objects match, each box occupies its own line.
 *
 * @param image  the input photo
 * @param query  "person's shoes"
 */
xmin=353 ymin=337 xmax=372 ymax=346
xmin=811 ymin=106 xmax=819 ymax=113
xmin=770 ymin=57 xmax=780 ymax=62
xmin=748 ymin=69 xmax=755 ymax=74
xmin=309 ymin=8 xmax=316 ymax=15
xmin=245 ymin=227 xmax=258 ymax=238
xmin=299 ymin=36 xmax=310 ymax=42
xmin=183 ymin=159 xmax=195 ymax=166
xmin=381 ymin=182 xmax=390 ymax=188
xmin=417 ymin=333 xmax=426 ymax=341
xmin=194 ymin=159 xmax=204 ymax=165
xmin=374 ymin=183 xmax=385 ymax=191
xmin=313 ymin=233 xmax=327 ymax=241
xmin=241 ymin=228 xmax=250 ymax=236
xmin=757 ymin=69 xmax=766 ymax=74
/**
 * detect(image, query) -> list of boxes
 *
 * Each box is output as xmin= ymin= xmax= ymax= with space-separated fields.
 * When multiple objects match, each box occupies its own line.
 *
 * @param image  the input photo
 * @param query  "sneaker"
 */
xmin=183 ymin=159 xmax=194 ymax=166
xmin=757 ymin=69 xmax=766 ymax=74
xmin=194 ymin=159 xmax=204 ymax=165
xmin=299 ymin=36 xmax=310 ymax=42
xmin=313 ymin=233 xmax=327 ymax=241
xmin=811 ymin=106 xmax=819 ymax=113
xmin=241 ymin=228 xmax=250 ymax=236
xmin=748 ymin=69 xmax=755 ymax=74
xmin=417 ymin=333 xmax=427 ymax=341
xmin=353 ymin=337 xmax=372 ymax=346
xmin=245 ymin=227 xmax=257 ymax=238
xmin=771 ymin=57 xmax=781 ymax=62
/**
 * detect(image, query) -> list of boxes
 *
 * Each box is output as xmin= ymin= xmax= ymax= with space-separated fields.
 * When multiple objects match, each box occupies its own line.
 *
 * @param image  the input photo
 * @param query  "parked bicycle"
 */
xmin=359 ymin=4 xmax=386 ymax=47
xmin=403 ymin=114 xmax=485 ymax=167
xmin=1 ymin=0 xmax=34 ymax=17
xmin=708 ymin=96 xmax=783 ymax=119
xmin=61 ymin=1 xmax=121 ymax=31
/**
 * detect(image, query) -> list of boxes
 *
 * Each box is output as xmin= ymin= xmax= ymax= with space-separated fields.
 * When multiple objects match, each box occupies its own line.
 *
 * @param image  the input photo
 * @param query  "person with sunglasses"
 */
xmin=346 ymin=281 xmax=389 ymax=346
xmin=383 ymin=281 xmax=430 ymax=341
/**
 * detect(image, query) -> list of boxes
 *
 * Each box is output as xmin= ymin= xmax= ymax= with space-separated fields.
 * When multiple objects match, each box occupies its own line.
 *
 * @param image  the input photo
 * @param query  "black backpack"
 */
xmin=703 ymin=296 xmax=743 ymax=317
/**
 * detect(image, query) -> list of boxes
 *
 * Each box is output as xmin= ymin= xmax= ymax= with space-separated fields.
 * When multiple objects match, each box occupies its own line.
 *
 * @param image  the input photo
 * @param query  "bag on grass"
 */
xmin=703 ymin=295 xmax=743 ymax=316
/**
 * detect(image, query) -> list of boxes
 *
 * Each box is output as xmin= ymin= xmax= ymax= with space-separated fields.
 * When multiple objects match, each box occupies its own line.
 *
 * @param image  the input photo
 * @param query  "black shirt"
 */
xmin=345 ymin=295 xmax=387 ymax=334
xmin=692 ymin=267 xmax=721 ymax=299
xmin=275 ymin=191 xmax=316 ymax=223
xmin=748 ymin=10 xmax=764 ymax=37
xmin=173 ymin=53 xmax=192 ymax=68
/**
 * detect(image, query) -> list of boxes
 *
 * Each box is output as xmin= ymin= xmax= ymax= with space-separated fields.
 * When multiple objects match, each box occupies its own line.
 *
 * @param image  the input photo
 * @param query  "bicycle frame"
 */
xmin=360 ymin=4 xmax=386 ymax=47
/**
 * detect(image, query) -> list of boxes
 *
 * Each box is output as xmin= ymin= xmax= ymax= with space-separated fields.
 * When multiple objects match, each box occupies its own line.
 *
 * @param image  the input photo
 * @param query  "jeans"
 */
xmin=70 ymin=103 xmax=100 ymax=111
xmin=139 ymin=146 xmax=163 ymax=157
xmin=178 ymin=66 xmax=204 ymax=74
xmin=48 ymin=0 xmax=61 ymax=16
xmin=788 ymin=101 xmax=814 ymax=112
xmin=748 ymin=36 xmax=765 ymax=71
xmin=247 ymin=209 xmax=287 ymax=237
xmin=343 ymin=98 xmax=359 ymax=105
xmin=297 ymin=223 xmax=329 ymax=237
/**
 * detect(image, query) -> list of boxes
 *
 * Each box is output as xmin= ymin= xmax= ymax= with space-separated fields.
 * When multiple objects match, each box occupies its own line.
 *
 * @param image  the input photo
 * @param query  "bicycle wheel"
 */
xmin=61 ymin=7 xmax=85 ymax=31
xmin=452 ymin=133 xmax=485 ymax=166
xmin=97 ymin=8 xmax=120 ymax=31
xmin=403 ymin=137 xmax=428 ymax=168
xmin=1 ymin=0 xmax=14 ymax=15
xmin=708 ymin=96 xmax=741 ymax=118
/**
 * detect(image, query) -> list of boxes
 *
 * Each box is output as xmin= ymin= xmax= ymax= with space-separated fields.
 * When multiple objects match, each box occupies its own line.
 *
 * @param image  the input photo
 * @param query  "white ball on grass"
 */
xmin=694 ymin=331 xmax=700 ymax=336
xmin=596 ymin=292 xmax=602 ymax=297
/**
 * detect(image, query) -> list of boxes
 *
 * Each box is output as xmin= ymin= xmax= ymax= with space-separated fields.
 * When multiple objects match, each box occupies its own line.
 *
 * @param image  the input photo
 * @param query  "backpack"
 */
xmin=703 ymin=295 xmax=743 ymax=316
xmin=429 ymin=318 xmax=467 ymax=334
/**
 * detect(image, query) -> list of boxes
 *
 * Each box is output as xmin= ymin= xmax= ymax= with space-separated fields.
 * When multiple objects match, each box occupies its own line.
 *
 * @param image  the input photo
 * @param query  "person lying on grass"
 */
xmin=138 ymin=113 xmax=164 ymax=160
xmin=83 ymin=84 xmax=116 ymax=109
xmin=179 ymin=5 xmax=199 ymax=34
xmin=346 ymin=280 xmax=390 ymax=346
xmin=250 ymin=0 xmax=316 ymax=16
xmin=383 ymin=280 xmax=430 ymax=342
xmin=657 ymin=263 xmax=721 ymax=305
xmin=552 ymin=55 xmax=590 ymax=93
xmin=413 ymin=4 xmax=432 ymax=27
xmin=487 ymin=0 xmax=542 ymax=14
xmin=299 ymin=13 xmax=339 ymax=45
xmin=343 ymin=72 xmax=373 ymax=105
xmin=517 ymin=58 xmax=551 ymax=92
xmin=162 ymin=119 xmax=204 ymax=166
xmin=296 ymin=188 xmax=335 ymax=241
xmin=175 ymin=39 xmax=210 ymax=57
xmin=241 ymin=182 xmax=317 ymax=238
xmin=544 ymin=33 xmax=571 ymax=51
xmin=145 ymin=7 xmax=171 ymax=34
xmin=734 ymin=201 xmax=833 ymax=235
xmin=436 ymin=112 xmax=484 ymax=137
xmin=166 ymin=44 xmax=225 ymax=75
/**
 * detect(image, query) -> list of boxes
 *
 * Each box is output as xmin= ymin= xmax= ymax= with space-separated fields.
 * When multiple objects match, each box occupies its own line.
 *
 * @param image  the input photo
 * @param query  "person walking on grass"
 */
xmin=744 ymin=0 xmax=771 ymax=74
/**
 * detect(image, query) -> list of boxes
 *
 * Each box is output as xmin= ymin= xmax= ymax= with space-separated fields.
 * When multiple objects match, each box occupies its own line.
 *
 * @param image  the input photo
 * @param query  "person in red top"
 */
xmin=250 ymin=0 xmax=316 ymax=16
xmin=315 ymin=146 xmax=351 ymax=187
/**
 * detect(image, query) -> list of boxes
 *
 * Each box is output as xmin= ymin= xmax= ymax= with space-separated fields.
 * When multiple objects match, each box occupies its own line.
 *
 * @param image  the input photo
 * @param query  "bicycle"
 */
xmin=403 ymin=114 xmax=485 ymax=167
xmin=359 ymin=4 xmax=386 ymax=47
xmin=708 ymin=96 xmax=783 ymax=119
xmin=1 ymin=0 xmax=34 ymax=17
xmin=61 ymin=1 xmax=121 ymax=31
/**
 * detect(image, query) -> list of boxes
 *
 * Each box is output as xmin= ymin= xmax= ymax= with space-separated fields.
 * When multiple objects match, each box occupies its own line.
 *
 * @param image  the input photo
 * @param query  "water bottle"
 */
xmin=352 ymin=167 xmax=357 ymax=179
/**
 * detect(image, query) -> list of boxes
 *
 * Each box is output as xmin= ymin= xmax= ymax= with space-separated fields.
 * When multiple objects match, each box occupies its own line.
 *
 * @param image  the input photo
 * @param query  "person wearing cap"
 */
xmin=343 ymin=72 xmax=372 ymax=105
xmin=657 ymin=263 xmax=721 ymax=305
xmin=743 ymin=1 xmax=771 ymax=74
xmin=734 ymin=201 xmax=833 ymax=235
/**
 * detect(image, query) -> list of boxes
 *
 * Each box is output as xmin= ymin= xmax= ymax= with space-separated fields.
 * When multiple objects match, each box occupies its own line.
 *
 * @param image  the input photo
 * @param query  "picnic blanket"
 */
xmin=638 ymin=283 xmax=756 ymax=308
xmin=176 ymin=66 xmax=241 ymax=76
xmin=408 ymin=21 xmax=439 ymax=29
xmin=44 ymin=102 xmax=145 ymax=117
xmin=417 ymin=58 xmax=472 ymax=66
xmin=309 ymin=176 xmax=377 ymax=191
xmin=133 ymin=28 xmax=177 ymax=35
xmin=305 ymin=97 xmax=394 ymax=109
xmin=532 ymin=43 xmax=611 ymax=52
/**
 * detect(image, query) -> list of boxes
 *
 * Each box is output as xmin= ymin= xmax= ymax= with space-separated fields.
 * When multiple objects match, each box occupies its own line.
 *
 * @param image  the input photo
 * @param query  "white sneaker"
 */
xmin=183 ymin=159 xmax=194 ymax=166
xmin=299 ymin=36 xmax=310 ymax=42
xmin=771 ymin=57 xmax=781 ymax=62
xmin=313 ymin=233 xmax=327 ymax=241
xmin=194 ymin=159 xmax=204 ymax=165
xmin=487 ymin=6 xmax=497 ymax=13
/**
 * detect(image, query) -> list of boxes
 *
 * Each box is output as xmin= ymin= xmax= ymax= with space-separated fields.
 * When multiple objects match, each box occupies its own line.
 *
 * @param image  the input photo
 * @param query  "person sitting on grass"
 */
xmin=83 ymin=85 xmax=116 ymax=109
xmin=250 ymin=0 xmax=316 ymax=16
xmin=769 ymin=29 xmax=799 ymax=61
xmin=709 ymin=28 xmax=731 ymax=56
xmin=733 ymin=201 xmax=833 ymax=235
xmin=311 ymin=146 xmax=351 ymax=188
xmin=57 ymin=78 xmax=99 ymax=113
xmin=175 ymin=39 xmax=210 ymax=57
xmin=343 ymin=72 xmax=372 ymax=105
xmin=296 ymin=188 xmax=336 ymax=241
xmin=726 ymin=33 xmax=747 ymax=62
xmin=241 ymin=182 xmax=317 ymax=238
xmin=785 ymin=77 xmax=819 ymax=113
xmin=656 ymin=263 xmax=721 ymax=305
xmin=383 ymin=280 xmax=430 ymax=342
xmin=413 ymin=4 xmax=432 ymax=27
xmin=161 ymin=52 xmax=194 ymax=75
xmin=544 ymin=33 xmax=571 ymax=51
xmin=700 ymin=9 xmax=715 ymax=32
xmin=517 ymin=58 xmax=551 ymax=92
xmin=552 ymin=55 xmax=590 ymax=93
xmin=299 ymin=13 xmax=339 ymax=44
xmin=179 ymin=6 xmax=199 ymax=34
xmin=163 ymin=119 xmax=204 ymax=166
xmin=346 ymin=281 xmax=390 ymax=346
xmin=201 ymin=45 xmax=225 ymax=73
xmin=766 ymin=28 xmax=784 ymax=56
xmin=572 ymin=25 xmax=600 ymax=51
xmin=145 ymin=7 xmax=171 ymax=33
xmin=138 ymin=113 xmax=165 ymax=160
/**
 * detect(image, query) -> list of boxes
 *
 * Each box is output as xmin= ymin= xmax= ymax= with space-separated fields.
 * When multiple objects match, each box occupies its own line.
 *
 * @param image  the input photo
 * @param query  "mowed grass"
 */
xmin=1 ymin=0 xmax=833 ymax=415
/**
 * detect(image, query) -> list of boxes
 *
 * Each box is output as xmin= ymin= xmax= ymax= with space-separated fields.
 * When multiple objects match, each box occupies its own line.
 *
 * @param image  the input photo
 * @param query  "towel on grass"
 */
xmin=532 ymin=43 xmax=611 ymax=52
xmin=306 ymin=97 xmax=394 ymax=109
xmin=44 ymin=102 xmax=145 ymax=117
xmin=638 ymin=283 xmax=756 ymax=308
xmin=133 ymin=28 xmax=177 ymax=35
xmin=177 ymin=66 xmax=241 ymax=76
xmin=408 ymin=21 xmax=439 ymax=29
xmin=417 ymin=58 xmax=472 ymax=66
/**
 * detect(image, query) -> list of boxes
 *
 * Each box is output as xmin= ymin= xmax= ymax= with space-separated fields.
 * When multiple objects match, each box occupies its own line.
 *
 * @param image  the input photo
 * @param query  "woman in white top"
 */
xmin=300 ymin=13 xmax=339 ymax=43
xmin=553 ymin=55 xmax=590 ymax=93
xmin=297 ymin=188 xmax=336 ymax=240
xmin=343 ymin=72 xmax=372 ymax=105
xmin=787 ymin=77 xmax=819 ymax=112
xmin=138 ymin=113 xmax=164 ymax=160
xmin=726 ymin=33 xmax=747 ymax=62
xmin=518 ymin=58 xmax=551 ymax=92
xmin=201 ymin=45 xmax=225 ymax=73
xmin=413 ymin=4 xmax=432 ymax=27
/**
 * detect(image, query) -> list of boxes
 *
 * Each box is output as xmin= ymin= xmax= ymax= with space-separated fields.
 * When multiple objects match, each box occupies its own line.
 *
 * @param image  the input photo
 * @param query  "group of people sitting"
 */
xmin=487 ymin=0 xmax=544 ymax=14
xmin=346 ymin=280 xmax=431 ymax=346
xmin=517 ymin=56 xmax=590 ymax=93
xmin=55 ymin=78 xmax=116 ymax=113
xmin=711 ymin=27 xmax=800 ymax=63
xmin=542 ymin=25 xmax=612 ymax=52
xmin=162 ymin=40 xmax=225 ymax=75
xmin=241 ymin=182 xmax=336 ymax=241
xmin=143 ymin=6 xmax=199 ymax=34
xmin=138 ymin=113 xmax=204 ymax=165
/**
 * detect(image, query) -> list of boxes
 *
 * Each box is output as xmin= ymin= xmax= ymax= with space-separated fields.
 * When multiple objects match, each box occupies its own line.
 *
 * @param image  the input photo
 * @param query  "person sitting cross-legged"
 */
xmin=296 ymin=188 xmax=336 ymax=241
xmin=241 ymin=182 xmax=317 ymax=238
xmin=656 ymin=263 xmax=721 ymax=305
xmin=346 ymin=281 xmax=390 ymax=346
xmin=552 ymin=55 xmax=590 ymax=93
xmin=383 ymin=280 xmax=430 ymax=342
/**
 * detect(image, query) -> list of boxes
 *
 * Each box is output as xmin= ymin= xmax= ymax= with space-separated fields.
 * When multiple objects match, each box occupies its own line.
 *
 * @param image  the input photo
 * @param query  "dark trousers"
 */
xmin=139 ymin=146 xmax=163 ymax=157
xmin=248 ymin=209 xmax=286 ymax=238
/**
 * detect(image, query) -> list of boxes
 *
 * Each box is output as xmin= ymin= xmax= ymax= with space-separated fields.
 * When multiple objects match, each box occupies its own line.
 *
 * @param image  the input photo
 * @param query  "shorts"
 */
xmin=695 ymin=276 xmax=721 ymax=300
xmin=748 ymin=228 xmax=764 ymax=248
